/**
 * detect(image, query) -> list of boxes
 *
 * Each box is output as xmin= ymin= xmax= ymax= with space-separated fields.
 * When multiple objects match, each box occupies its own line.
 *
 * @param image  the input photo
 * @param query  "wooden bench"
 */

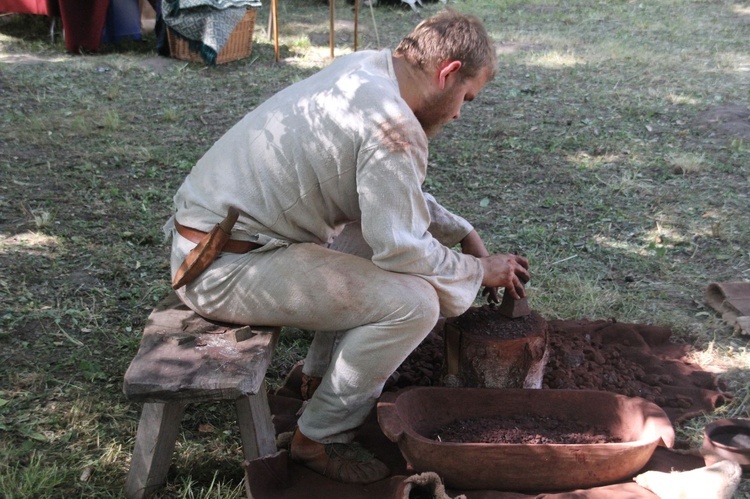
xmin=122 ymin=292 xmax=281 ymax=499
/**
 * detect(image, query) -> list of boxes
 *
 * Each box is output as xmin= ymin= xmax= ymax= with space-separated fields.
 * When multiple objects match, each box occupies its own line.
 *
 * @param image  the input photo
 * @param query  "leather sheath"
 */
xmin=172 ymin=207 xmax=241 ymax=290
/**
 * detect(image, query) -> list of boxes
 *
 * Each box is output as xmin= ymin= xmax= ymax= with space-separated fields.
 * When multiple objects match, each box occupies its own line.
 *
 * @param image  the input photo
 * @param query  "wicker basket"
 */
xmin=167 ymin=8 xmax=257 ymax=64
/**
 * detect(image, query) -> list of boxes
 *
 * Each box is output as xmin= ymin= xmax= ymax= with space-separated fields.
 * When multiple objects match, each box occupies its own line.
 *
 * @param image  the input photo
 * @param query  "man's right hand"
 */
xmin=479 ymin=253 xmax=530 ymax=300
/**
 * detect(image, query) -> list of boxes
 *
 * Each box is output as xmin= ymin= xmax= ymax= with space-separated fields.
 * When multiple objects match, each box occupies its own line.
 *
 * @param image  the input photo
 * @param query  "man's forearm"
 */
xmin=460 ymin=229 xmax=490 ymax=258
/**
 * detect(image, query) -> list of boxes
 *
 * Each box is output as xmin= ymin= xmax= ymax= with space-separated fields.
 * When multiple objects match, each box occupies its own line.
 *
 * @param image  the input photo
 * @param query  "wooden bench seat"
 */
xmin=123 ymin=292 xmax=281 ymax=499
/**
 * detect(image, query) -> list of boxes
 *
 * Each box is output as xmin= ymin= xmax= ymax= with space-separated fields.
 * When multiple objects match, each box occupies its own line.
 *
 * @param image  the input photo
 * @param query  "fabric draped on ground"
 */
xmin=255 ymin=318 xmax=731 ymax=498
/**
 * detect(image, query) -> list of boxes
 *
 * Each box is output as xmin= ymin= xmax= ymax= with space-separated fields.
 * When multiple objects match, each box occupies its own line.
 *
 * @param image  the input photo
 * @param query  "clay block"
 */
xmin=443 ymin=305 xmax=549 ymax=389
xmin=498 ymin=287 xmax=531 ymax=318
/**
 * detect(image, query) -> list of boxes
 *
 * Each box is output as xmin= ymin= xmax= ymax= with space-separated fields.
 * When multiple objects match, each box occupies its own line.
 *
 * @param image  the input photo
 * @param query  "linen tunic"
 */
xmin=172 ymin=49 xmax=484 ymax=317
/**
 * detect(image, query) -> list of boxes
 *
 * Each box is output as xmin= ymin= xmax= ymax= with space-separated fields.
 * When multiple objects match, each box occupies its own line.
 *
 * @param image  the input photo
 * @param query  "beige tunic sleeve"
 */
xmin=423 ymin=192 xmax=474 ymax=248
xmin=356 ymin=123 xmax=483 ymax=318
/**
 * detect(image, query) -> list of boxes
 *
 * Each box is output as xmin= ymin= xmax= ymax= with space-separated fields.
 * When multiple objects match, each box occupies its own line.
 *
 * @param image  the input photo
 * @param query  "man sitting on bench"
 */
xmin=164 ymin=9 xmax=529 ymax=485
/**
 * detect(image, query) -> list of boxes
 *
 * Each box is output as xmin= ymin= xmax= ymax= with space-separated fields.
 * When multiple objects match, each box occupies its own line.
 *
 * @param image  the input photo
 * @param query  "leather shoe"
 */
xmin=290 ymin=429 xmax=390 ymax=484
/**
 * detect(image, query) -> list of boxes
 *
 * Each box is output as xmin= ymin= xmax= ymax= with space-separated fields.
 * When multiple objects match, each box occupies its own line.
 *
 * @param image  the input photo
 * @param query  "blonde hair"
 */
xmin=394 ymin=9 xmax=497 ymax=81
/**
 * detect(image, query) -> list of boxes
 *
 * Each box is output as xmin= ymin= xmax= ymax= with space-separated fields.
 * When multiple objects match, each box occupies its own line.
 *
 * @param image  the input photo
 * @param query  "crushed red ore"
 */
xmin=432 ymin=414 xmax=621 ymax=445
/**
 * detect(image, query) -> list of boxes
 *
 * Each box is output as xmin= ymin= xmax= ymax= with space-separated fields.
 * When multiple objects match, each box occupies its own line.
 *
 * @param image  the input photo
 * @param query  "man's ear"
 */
xmin=437 ymin=60 xmax=463 ymax=90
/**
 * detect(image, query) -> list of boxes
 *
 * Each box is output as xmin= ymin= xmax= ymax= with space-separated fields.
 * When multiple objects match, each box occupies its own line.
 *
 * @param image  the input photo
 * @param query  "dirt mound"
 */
xmin=389 ymin=315 xmax=729 ymax=424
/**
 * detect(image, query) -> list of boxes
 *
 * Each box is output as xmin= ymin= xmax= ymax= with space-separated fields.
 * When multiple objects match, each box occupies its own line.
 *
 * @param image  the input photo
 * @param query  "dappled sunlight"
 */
xmin=665 ymin=152 xmax=707 ymax=175
xmin=643 ymin=86 xmax=700 ymax=106
xmin=590 ymin=40 xmax=675 ymax=69
xmin=665 ymin=92 xmax=699 ymax=106
xmin=589 ymin=232 xmax=668 ymax=266
xmin=529 ymin=269 xmax=632 ymax=321
xmin=0 ymin=52 xmax=70 ymax=64
xmin=593 ymin=170 xmax=655 ymax=196
xmin=685 ymin=339 xmax=750 ymax=374
xmin=719 ymin=51 xmax=750 ymax=73
xmin=684 ymin=341 xmax=750 ymax=422
xmin=0 ymin=231 xmax=60 ymax=253
xmin=1 ymin=1 xmax=749 ymax=496
xmin=284 ymin=41 xmax=343 ymax=68
xmin=712 ymin=50 xmax=750 ymax=73
xmin=592 ymin=234 xmax=639 ymax=254
xmin=592 ymin=222 xmax=688 ymax=257
xmin=567 ymin=151 xmax=621 ymax=169
xmin=0 ymin=33 xmax=69 ymax=64
xmin=99 ymin=440 xmax=127 ymax=467
xmin=527 ymin=50 xmax=584 ymax=69
xmin=640 ymin=222 xmax=690 ymax=254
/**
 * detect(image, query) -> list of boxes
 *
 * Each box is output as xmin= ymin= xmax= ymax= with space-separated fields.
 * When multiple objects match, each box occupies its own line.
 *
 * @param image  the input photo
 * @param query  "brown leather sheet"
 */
xmin=248 ymin=319 xmax=727 ymax=498
xmin=706 ymin=281 xmax=750 ymax=335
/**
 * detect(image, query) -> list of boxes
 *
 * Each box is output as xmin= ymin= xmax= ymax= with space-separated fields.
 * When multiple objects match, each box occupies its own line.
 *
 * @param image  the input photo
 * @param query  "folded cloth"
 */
xmin=396 ymin=472 xmax=466 ymax=499
xmin=634 ymin=459 xmax=742 ymax=499
xmin=162 ymin=0 xmax=261 ymax=64
xmin=706 ymin=281 xmax=750 ymax=335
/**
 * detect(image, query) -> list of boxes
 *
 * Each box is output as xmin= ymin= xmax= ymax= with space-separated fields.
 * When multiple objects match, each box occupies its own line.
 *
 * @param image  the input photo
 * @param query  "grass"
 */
xmin=1 ymin=0 xmax=749 ymax=496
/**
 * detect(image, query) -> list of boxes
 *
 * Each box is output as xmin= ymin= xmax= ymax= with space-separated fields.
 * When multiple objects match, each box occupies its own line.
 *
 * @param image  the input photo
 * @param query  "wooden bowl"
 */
xmin=377 ymin=387 xmax=674 ymax=492
xmin=702 ymin=418 xmax=750 ymax=470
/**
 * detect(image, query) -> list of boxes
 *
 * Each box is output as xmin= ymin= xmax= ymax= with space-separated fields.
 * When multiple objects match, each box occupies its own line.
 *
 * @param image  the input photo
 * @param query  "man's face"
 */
xmin=415 ymin=65 xmax=492 ymax=138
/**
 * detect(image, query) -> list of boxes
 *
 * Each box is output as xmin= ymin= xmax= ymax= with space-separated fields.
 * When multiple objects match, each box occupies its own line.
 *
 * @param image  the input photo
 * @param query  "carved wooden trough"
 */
xmin=378 ymin=387 xmax=675 ymax=492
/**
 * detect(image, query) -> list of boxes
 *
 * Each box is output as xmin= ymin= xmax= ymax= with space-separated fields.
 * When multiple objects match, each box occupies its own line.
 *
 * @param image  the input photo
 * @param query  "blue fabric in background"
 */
xmin=101 ymin=0 xmax=142 ymax=44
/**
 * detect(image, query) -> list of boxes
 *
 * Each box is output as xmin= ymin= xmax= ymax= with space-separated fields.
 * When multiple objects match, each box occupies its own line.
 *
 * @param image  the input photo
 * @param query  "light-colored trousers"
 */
xmin=171 ymin=223 xmax=440 ymax=443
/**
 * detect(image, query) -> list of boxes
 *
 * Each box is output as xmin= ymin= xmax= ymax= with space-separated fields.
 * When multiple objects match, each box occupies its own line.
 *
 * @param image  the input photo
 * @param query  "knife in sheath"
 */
xmin=172 ymin=206 xmax=240 ymax=290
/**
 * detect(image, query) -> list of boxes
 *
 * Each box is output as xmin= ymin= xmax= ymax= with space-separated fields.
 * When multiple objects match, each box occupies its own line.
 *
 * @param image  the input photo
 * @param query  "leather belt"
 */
xmin=174 ymin=218 xmax=261 ymax=254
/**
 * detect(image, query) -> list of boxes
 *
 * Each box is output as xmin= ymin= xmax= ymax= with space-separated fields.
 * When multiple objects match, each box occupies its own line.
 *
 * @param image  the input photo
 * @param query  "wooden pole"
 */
xmin=272 ymin=0 xmax=279 ymax=62
xmin=353 ymin=0 xmax=358 ymax=52
xmin=329 ymin=0 xmax=335 ymax=58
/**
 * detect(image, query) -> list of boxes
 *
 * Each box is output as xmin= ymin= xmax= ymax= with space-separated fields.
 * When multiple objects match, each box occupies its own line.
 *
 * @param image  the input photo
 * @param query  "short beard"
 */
xmin=418 ymin=118 xmax=444 ymax=139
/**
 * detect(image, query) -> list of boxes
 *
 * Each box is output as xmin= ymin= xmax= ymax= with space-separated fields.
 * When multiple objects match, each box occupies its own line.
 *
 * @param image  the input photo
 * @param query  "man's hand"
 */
xmin=461 ymin=230 xmax=528 ymax=303
xmin=479 ymin=253 xmax=530 ymax=300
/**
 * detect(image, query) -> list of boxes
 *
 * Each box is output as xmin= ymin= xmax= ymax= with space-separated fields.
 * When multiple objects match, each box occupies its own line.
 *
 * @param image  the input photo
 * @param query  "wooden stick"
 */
xmin=272 ymin=0 xmax=279 ymax=62
xmin=330 ymin=0 xmax=335 ymax=58
xmin=354 ymin=0 xmax=359 ymax=51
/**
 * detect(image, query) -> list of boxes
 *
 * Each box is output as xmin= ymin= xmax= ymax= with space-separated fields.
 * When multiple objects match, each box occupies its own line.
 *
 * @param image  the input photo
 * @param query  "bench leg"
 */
xmin=236 ymin=381 xmax=277 ymax=462
xmin=125 ymin=401 xmax=187 ymax=499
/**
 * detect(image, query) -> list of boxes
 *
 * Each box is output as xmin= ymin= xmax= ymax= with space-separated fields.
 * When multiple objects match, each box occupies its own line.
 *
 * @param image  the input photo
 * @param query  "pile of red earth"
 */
xmin=388 ymin=311 xmax=728 ymax=424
